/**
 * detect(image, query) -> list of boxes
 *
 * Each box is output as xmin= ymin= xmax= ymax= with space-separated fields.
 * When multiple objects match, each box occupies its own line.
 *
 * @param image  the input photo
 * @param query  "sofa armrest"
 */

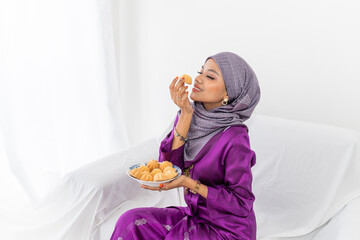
xmin=61 ymin=137 xmax=185 ymax=239
xmin=312 ymin=197 xmax=360 ymax=240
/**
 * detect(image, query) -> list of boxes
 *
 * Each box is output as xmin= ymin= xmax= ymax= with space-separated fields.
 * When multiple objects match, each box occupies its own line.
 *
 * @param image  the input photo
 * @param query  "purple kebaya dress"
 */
xmin=110 ymin=121 xmax=257 ymax=240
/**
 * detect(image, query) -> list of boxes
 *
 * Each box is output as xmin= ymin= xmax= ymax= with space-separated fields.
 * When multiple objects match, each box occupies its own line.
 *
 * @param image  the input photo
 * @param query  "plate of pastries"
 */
xmin=127 ymin=160 xmax=182 ymax=187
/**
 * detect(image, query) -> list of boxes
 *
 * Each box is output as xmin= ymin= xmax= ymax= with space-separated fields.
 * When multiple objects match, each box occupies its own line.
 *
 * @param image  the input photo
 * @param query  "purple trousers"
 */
xmin=110 ymin=207 xmax=219 ymax=240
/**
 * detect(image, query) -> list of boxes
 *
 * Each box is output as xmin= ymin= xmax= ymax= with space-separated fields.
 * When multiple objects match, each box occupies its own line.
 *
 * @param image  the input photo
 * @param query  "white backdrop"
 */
xmin=1 ymin=0 xmax=360 ymax=239
xmin=114 ymin=0 xmax=360 ymax=145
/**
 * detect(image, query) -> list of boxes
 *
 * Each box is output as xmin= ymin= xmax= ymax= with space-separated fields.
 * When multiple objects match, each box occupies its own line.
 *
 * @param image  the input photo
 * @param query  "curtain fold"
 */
xmin=0 ymin=0 xmax=128 ymax=207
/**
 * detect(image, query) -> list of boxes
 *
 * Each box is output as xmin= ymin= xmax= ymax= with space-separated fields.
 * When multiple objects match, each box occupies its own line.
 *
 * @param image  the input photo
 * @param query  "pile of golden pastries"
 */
xmin=129 ymin=160 xmax=178 ymax=182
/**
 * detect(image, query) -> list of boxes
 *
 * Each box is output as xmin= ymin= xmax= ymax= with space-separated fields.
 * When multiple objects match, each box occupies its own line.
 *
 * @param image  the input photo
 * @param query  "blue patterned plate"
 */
xmin=127 ymin=162 xmax=182 ymax=187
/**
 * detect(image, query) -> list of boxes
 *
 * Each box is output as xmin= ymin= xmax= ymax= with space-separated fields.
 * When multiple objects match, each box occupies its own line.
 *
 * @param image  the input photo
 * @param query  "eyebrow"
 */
xmin=201 ymin=65 xmax=220 ymax=76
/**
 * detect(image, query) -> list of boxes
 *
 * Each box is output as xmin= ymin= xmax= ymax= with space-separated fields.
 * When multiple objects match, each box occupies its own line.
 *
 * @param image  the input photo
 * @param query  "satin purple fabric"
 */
xmin=111 ymin=116 xmax=257 ymax=240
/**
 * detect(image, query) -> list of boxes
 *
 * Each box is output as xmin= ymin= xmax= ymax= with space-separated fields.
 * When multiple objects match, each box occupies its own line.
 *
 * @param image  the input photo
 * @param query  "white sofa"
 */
xmin=30 ymin=114 xmax=360 ymax=240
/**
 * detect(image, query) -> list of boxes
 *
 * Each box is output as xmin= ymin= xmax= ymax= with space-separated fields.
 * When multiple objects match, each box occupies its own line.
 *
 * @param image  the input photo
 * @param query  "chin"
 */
xmin=189 ymin=92 xmax=196 ymax=101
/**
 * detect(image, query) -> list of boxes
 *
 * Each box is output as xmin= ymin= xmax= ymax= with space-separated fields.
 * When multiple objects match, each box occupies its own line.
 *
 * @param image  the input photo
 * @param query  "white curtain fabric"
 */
xmin=0 ymin=0 xmax=128 ymax=210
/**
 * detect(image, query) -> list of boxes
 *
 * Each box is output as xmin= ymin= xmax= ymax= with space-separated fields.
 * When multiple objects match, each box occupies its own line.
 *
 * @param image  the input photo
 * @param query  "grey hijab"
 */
xmin=186 ymin=52 xmax=261 ymax=141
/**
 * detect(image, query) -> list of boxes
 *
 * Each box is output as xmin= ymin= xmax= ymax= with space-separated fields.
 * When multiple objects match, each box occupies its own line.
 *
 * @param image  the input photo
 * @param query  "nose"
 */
xmin=194 ymin=75 xmax=202 ymax=84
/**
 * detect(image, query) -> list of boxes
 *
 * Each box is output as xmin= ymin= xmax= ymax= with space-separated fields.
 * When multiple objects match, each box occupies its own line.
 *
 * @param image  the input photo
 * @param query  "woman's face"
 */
xmin=190 ymin=58 xmax=228 ymax=110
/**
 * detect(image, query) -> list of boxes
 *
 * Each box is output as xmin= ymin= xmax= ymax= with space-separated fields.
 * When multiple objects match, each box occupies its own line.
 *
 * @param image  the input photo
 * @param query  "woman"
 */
xmin=111 ymin=52 xmax=261 ymax=240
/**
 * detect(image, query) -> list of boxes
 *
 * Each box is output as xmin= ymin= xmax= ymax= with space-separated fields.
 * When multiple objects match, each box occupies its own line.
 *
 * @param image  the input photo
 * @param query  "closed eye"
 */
xmin=197 ymin=71 xmax=215 ymax=80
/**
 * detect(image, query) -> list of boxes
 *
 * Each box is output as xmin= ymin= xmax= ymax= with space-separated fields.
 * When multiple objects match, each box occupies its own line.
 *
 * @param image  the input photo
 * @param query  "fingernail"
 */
xmin=159 ymin=183 xmax=164 ymax=187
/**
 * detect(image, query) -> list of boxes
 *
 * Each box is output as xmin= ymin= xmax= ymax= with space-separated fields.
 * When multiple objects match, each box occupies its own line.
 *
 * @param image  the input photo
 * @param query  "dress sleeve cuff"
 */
xmin=205 ymin=186 xmax=225 ymax=220
xmin=206 ymin=185 xmax=252 ymax=220
xmin=206 ymin=186 xmax=218 ymax=204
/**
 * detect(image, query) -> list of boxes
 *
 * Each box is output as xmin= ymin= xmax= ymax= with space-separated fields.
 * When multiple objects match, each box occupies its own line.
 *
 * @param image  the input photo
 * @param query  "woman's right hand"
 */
xmin=169 ymin=76 xmax=193 ymax=115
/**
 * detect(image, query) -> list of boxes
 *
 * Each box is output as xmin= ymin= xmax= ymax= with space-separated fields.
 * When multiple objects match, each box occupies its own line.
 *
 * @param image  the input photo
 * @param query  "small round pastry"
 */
xmin=159 ymin=161 xmax=173 ymax=171
xmin=163 ymin=166 xmax=176 ymax=173
xmin=153 ymin=172 xmax=167 ymax=181
xmin=164 ymin=170 xmax=177 ymax=180
xmin=147 ymin=159 xmax=160 ymax=171
xmin=140 ymin=172 xmax=153 ymax=181
xmin=138 ymin=165 xmax=150 ymax=173
xmin=151 ymin=168 xmax=162 ymax=176
xmin=129 ymin=168 xmax=142 ymax=179
xmin=181 ymin=74 xmax=192 ymax=85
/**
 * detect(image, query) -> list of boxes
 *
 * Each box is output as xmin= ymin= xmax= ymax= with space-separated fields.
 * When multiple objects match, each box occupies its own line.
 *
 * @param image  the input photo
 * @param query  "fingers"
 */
xmin=169 ymin=76 xmax=178 ymax=89
xmin=169 ymin=76 xmax=178 ymax=100
xmin=140 ymin=184 xmax=164 ymax=192
xmin=140 ymin=185 xmax=157 ymax=190
xmin=176 ymin=79 xmax=188 ymax=100
xmin=173 ymin=79 xmax=185 ymax=102
xmin=176 ymin=84 xmax=188 ymax=103
xmin=182 ymin=90 xmax=189 ymax=102
xmin=170 ymin=77 xmax=186 ymax=101
xmin=178 ymin=84 xmax=188 ymax=96
xmin=169 ymin=76 xmax=191 ymax=111
xmin=174 ymin=78 xmax=184 ymax=92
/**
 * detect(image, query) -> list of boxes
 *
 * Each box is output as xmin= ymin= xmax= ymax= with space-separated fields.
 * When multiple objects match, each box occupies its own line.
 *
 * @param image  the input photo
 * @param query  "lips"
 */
xmin=193 ymin=84 xmax=203 ymax=92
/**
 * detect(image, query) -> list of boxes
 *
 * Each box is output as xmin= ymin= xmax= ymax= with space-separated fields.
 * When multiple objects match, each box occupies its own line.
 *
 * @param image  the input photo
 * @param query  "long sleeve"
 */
xmin=158 ymin=115 xmax=184 ymax=170
xmin=205 ymin=133 xmax=256 ymax=221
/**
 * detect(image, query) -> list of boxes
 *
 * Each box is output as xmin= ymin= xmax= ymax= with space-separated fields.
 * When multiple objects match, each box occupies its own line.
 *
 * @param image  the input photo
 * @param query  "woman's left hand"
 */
xmin=140 ymin=175 xmax=187 ymax=192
